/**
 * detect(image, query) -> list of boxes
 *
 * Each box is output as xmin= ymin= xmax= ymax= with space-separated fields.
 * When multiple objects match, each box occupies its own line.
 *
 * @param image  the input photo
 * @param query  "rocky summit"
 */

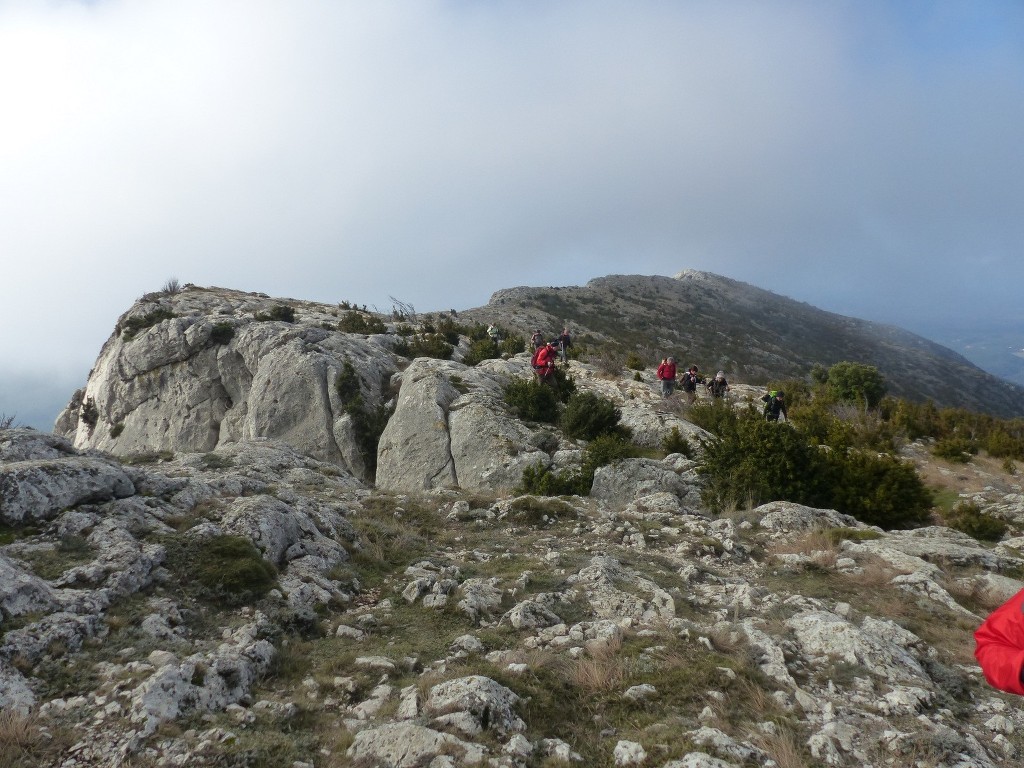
xmin=4 ymin=281 xmax=1024 ymax=767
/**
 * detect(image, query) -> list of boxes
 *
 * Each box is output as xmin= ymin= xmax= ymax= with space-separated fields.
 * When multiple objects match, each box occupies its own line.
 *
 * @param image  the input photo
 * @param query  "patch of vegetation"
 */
xmin=697 ymin=407 xmax=931 ymax=529
xmin=109 ymin=422 xmax=124 ymax=439
xmin=560 ymin=392 xmax=626 ymax=441
xmin=199 ymin=452 xmax=235 ymax=470
xmin=462 ymin=337 xmax=502 ymax=367
xmin=507 ymin=496 xmax=580 ymax=526
xmin=504 ymin=379 xmax=559 ymax=423
xmin=0 ymin=710 xmax=75 ymax=767
xmin=393 ymin=332 xmax=454 ymax=360
xmin=161 ymin=277 xmax=182 ymax=295
xmin=121 ymin=308 xmax=176 ymax=341
xmin=255 ymin=304 xmax=296 ymax=323
xmin=79 ymin=397 xmax=99 ymax=433
xmin=335 ymin=359 xmax=392 ymax=477
xmin=822 ymin=527 xmax=883 ymax=544
xmin=338 ymin=310 xmax=387 ymax=334
xmin=943 ymin=500 xmax=1008 ymax=542
xmin=932 ymin=436 xmax=978 ymax=463
xmin=209 ymin=322 xmax=235 ymax=345
xmin=662 ymin=426 xmax=692 ymax=457
xmin=624 ymin=352 xmax=646 ymax=371
xmin=518 ymin=434 xmax=641 ymax=497
xmin=163 ymin=535 xmax=278 ymax=607
xmin=19 ymin=535 xmax=95 ymax=580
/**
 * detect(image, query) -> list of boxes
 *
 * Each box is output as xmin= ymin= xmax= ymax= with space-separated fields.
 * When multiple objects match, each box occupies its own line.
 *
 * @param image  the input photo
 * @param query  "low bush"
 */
xmin=398 ymin=333 xmax=453 ymax=360
xmin=625 ymin=352 xmax=646 ymax=371
xmin=209 ymin=322 xmax=235 ymax=345
xmin=662 ymin=426 xmax=692 ymax=457
xmin=560 ymin=392 xmax=625 ymax=441
xmin=169 ymin=535 xmax=278 ymax=606
xmin=943 ymin=501 xmax=1008 ymax=542
xmin=697 ymin=409 xmax=932 ymax=529
xmin=255 ymin=305 xmax=296 ymax=323
xmin=462 ymin=338 xmax=501 ymax=367
xmin=336 ymin=359 xmax=392 ymax=476
xmin=338 ymin=311 xmax=387 ymax=334
xmin=932 ymin=437 xmax=978 ymax=463
xmin=121 ymin=308 xmax=176 ymax=341
xmin=505 ymin=379 xmax=559 ymax=423
xmin=518 ymin=435 xmax=640 ymax=497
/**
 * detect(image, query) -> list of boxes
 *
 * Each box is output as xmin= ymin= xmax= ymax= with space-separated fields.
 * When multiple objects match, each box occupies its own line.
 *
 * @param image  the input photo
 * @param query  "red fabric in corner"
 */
xmin=975 ymin=588 xmax=1024 ymax=695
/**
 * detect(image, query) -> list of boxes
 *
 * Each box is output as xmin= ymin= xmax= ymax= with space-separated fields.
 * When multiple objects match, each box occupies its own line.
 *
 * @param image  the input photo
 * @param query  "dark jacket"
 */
xmin=680 ymin=372 xmax=701 ymax=392
xmin=761 ymin=393 xmax=787 ymax=420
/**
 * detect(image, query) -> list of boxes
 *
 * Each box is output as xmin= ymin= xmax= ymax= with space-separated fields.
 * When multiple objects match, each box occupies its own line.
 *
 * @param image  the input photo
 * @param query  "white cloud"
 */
xmin=1 ymin=0 xmax=1022 ymax=389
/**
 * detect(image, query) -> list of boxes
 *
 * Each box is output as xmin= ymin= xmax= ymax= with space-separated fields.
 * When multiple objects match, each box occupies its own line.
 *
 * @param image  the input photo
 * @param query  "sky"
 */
xmin=2 ymin=0 xmax=1023 ymax=429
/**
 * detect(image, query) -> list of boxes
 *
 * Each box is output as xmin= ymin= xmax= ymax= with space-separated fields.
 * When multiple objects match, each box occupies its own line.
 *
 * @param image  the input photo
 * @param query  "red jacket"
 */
xmin=975 ymin=588 xmax=1024 ymax=695
xmin=656 ymin=361 xmax=676 ymax=381
xmin=533 ymin=345 xmax=557 ymax=371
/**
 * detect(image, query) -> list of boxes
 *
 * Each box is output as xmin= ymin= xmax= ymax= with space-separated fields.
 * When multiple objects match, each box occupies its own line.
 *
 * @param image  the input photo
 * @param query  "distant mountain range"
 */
xmin=462 ymin=270 xmax=1024 ymax=419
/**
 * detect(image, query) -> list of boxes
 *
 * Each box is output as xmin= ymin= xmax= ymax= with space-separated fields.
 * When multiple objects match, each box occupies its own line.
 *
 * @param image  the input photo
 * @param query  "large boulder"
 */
xmin=0 ymin=455 xmax=135 ymax=524
xmin=57 ymin=287 xmax=397 ymax=480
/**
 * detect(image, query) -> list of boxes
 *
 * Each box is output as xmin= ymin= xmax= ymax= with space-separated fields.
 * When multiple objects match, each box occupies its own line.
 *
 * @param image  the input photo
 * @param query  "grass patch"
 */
xmin=0 ymin=711 xmax=75 ymax=768
xmin=162 ymin=535 xmax=278 ymax=607
xmin=19 ymin=535 xmax=95 ymax=580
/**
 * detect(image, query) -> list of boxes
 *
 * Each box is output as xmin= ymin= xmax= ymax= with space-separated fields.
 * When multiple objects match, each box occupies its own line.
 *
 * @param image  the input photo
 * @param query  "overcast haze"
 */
xmin=3 ymin=1 xmax=1023 ymax=429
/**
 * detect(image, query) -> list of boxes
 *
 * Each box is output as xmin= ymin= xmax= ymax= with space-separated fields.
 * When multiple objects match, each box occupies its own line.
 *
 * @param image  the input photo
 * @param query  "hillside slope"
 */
xmin=463 ymin=270 xmax=1024 ymax=418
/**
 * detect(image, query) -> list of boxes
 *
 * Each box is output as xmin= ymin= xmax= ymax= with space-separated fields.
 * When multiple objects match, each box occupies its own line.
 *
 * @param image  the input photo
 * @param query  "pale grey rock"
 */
xmin=890 ymin=572 xmax=978 ymax=618
xmin=786 ymin=611 xmax=927 ymax=684
xmin=346 ymin=722 xmax=485 ymax=767
xmin=0 ymin=428 xmax=77 ymax=462
xmin=61 ymin=288 xmax=396 ymax=479
xmin=377 ymin=360 xmax=461 ymax=491
xmin=569 ymin=556 xmax=675 ymax=623
xmin=448 ymin=397 xmax=547 ymax=492
xmin=457 ymin=578 xmax=504 ymax=623
xmin=591 ymin=458 xmax=700 ymax=508
xmin=849 ymin=526 xmax=1024 ymax=572
xmin=963 ymin=572 xmax=1024 ymax=605
xmin=500 ymin=599 xmax=562 ymax=630
xmin=540 ymin=738 xmax=582 ymax=762
xmin=624 ymin=684 xmax=656 ymax=701
xmin=663 ymin=754 xmax=742 ymax=768
xmin=0 ymin=552 xmax=57 ymax=617
xmin=0 ymin=661 xmax=34 ymax=715
xmin=504 ymin=733 xmax=533 ymax=758
xmin=613 ymin=739 xmax=647 ymax=766
xmin=425 ymin=674 xmax=525 ymax=736
xmin=0 ymin=456 xmax=134 ymax=524
xmin=755 ymin=501 xmax=859 ymax=534
xmin=686 ymin=727 xmax=766 ymax=764
xmin=221 ymin=495 xmax=302 ymax=565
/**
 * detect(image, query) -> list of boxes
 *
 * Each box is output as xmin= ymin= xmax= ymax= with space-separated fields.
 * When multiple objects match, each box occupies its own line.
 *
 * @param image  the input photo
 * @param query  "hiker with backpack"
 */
xmin=762 ymin=390 xmax=788 ymax=422
xmin=556 ymin=327 xmax=572 ymax=363
xmin=532 ymin=342 xmax=558 ymax=384
xmin=531 ymin=329 xmax=545 ymax=351
xmin=680 ymin=365 xmax=703 ymax=405
xmin=707 ymin=371 xmax=730 ymax=398
xmin=656 ymin=356 xmax=678 ymax=398
xmin=487 ymin=324 xmax=500 ymax=345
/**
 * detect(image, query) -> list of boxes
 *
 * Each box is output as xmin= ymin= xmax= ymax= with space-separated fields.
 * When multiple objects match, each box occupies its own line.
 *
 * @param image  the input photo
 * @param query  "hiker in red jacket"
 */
xmin=656 ymin=357 xmax=677 ymax=398
xmin=975 ymin=588 xmax=1024 ymax=695
xmin=532 ymin=343 xmax=558 ymax=383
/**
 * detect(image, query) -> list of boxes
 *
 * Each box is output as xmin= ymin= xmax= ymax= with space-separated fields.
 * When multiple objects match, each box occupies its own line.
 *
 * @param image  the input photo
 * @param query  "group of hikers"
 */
xmin=524 ymin=331 xmax=787 ymax=422
xmin=654 ymin=358 xmax=787 ymax=421
xmin=528 ymin=327 xmax=572 ymax=380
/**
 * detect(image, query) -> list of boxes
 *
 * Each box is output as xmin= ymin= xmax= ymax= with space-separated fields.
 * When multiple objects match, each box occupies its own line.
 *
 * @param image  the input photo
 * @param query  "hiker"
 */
xmin=532 ymin=342 xmax=558 ymax=383
xmin=707 ymin=371 xmax=730 ymax=398
xmin=556 ymin=327 xmax=572 ymax=363
xmin=975 ymin=587 xmax=1024 ymax=695
xmin=487 ymin=324 xmax=500 ymax=344
xmin=762 ymin=390 xmax=788 ymax=422
xmin=680 ymin=365 xmax=703 ymax=405
xmin=656 ymin=356 xmax=678 ymax=398
xmin=531 ymin=329 xmax=545 ymax=351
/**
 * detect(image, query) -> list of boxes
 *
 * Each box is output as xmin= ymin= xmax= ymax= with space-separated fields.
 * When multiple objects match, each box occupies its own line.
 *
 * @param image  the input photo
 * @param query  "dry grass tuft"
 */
xmin=767 ymin=529 xmax=840 ymax=568
xmin=571 ymin=636 xmax=626 ymax=693
xmin=753 ymin=725 xmax=808 ymax=768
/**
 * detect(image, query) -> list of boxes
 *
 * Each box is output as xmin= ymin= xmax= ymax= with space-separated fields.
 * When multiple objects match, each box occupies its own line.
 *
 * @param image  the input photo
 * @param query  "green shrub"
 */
xmin=822 ymin=450 xmax=932 ymax=529
xmin=662 ymin=426 xmax=692 ymax=457
xmin=121 ymin=308 xmax=176 ymax=341
xmin=943 ymin=501 xmax=1008 ymax=542
xmin=625 ymin=352 xmax=646 ymax=371
xmin=560 ymin=392 xmax=624 ymax=441
xmin=505 ymin=379 xmax=560 ymax=423
xmin=335 ymin=359 xmax=392 ymax=476
xmin=932 ymin=437 xmax=977 ymax=463
xmin=462 ymin=337 xmax=501 ymax=367
xmin=401 ymin=333 xmax=453 ymax=360
xmin=517 ymin=435 xmax=640 ymax=497
xmin=109 ymin=423 xmax=124 ymax=439
xmin=688 ymin=398 xmax=743 ymax=437
xmin=822 ymin=361 xmax=887 ymax=409
xmin=209 ymin=322 xmax=235 ymax=345
xmin=80 ymin=397 xmax=99 ymax=432
xmin=698 ymin=403 xmax=935 ymax=529
xmin=338 ymin=311 xmax=386 ymax=334
xmin=174 ymin=535 xmax=278 ymax=606
xmin=253 ymin=304 xmax=296 ymax=323
xmin=501 ymin=334 xmax=526 ymax=355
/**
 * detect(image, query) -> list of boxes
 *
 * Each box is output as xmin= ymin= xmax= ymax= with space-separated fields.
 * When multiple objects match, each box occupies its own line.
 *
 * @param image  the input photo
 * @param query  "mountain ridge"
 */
xmin=464 ymin=270 xmax=1024 ymax=418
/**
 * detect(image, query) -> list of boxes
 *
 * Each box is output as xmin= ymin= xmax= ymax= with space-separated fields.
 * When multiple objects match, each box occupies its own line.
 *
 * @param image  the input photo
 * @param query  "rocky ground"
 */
xmin=5 ymin=285 xmax=1024 ymax=767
